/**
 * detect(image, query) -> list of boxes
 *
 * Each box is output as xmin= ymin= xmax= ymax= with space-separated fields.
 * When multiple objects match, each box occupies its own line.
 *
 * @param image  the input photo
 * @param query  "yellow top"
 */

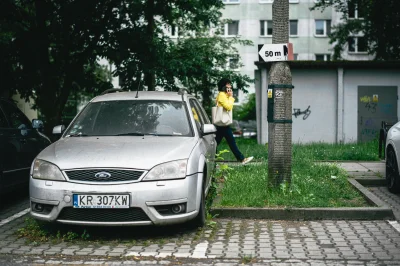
xmin=216 ymin=91 xmax=235 ymax=111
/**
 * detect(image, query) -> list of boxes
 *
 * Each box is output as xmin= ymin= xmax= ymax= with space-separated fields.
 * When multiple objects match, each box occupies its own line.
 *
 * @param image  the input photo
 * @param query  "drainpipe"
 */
xmin=337 ymin=67 xmax=344 ymax=143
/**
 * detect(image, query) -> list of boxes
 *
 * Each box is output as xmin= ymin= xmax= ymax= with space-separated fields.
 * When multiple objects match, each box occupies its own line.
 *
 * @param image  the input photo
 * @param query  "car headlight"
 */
xmin=143 ymin=159 xmax=187 ymax=181
xmin=32 ymin=159 xmax=66 ymax=181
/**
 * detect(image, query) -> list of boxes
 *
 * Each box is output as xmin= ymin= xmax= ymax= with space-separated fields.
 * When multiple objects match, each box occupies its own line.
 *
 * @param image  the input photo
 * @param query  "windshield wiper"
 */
xmin=116 ymin=132 xmax=145 ymax=136
xmin=67 ymin=133 xmax=88 ymax=137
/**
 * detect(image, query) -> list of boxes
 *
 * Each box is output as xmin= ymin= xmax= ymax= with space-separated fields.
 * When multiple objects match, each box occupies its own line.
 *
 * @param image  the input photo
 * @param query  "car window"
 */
xmin=65 ymin=100 xmax=193 ymax=137
xmin=189 ymin=99 xmax=205 ymax=131
xmin=0 ymin=105 xmax=8 ymax=128
xmin=0 ymin=100 xmax=32 ymax=129
xmin=193 ymin=99 xmax=211 ymax=124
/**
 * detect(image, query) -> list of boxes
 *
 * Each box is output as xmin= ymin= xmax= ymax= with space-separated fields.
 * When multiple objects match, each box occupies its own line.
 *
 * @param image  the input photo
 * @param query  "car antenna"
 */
xmin=135 ymin=77 xmax=141 ymax=98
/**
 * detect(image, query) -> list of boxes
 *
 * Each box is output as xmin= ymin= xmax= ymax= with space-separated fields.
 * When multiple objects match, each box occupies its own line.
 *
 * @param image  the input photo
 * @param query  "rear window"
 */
xmin=64 ymin=100 xmax=193 ymax=137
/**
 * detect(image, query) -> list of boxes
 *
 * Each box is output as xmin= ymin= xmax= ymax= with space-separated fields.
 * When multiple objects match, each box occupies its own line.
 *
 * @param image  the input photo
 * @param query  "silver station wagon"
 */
xmin=29 ymin=90 xmax=217 ymax=227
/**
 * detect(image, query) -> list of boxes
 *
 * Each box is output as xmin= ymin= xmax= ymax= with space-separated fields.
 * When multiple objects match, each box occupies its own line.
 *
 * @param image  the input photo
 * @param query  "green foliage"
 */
xmin=233 ymin=93 xmax=256 ymax=121
xmin=311 ymin=0 xmax=400 ymax=60
xmin=2 ymin=0 xmax=253 ymax=134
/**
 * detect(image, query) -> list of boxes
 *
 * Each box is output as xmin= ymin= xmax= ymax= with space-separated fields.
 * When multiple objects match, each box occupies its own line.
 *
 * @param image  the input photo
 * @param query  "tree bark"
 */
xmin=268 ymin=0 xmax=292 ymax=187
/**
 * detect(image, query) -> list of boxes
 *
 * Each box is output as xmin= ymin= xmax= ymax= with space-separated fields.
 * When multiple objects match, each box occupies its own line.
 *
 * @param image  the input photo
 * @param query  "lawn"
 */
xmin=214 ymin=138 xmax=379 ymax=208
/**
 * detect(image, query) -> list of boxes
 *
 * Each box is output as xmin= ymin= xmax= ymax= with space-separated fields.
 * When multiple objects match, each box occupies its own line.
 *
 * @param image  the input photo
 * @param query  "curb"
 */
xmin=210 ymin=179 xmax=395 ymax=221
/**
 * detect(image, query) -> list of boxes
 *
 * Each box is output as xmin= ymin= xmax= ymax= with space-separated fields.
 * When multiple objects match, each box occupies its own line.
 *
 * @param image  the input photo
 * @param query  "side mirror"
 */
xmin=52 ymin=125 xmax=66 ymax=135
xmin=32 ymin=119 xmax=44 ymax=130
xmin=201 ymin=124 xmax=217 ymax=136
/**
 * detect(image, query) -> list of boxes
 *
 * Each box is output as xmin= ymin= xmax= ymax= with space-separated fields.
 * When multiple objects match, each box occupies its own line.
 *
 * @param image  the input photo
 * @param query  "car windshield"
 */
xmin=64 ymin=100 xmax=193 ymax=137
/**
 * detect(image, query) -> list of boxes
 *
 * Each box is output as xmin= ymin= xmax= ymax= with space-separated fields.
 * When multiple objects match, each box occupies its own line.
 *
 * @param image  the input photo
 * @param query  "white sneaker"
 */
xmin=242 ymin=156 xmax=254 ymax=165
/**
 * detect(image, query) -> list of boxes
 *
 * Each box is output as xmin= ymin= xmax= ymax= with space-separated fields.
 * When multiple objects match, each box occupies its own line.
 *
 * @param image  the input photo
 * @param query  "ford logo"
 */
xmin=95 ymin=172 xmax=112 ymax=179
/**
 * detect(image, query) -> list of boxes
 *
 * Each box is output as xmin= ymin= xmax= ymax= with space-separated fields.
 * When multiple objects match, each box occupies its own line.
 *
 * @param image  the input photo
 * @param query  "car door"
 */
xmin=0 ymin=100 xmax=37 ymax=186
xmin=189 ymin=99 xmax=216 ymax=189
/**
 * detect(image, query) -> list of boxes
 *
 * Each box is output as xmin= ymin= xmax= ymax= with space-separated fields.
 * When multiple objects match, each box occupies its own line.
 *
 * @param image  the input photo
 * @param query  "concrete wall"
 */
xmin=256 ymin=64 xmax=400 ymax=144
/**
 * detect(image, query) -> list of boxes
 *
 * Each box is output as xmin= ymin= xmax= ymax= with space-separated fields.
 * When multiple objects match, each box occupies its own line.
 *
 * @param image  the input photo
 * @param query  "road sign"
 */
xmin=258 ymin=43 xmax=294 ymax=62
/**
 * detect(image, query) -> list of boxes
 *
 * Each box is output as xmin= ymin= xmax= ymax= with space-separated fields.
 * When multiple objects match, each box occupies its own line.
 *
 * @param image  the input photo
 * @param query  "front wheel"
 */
xmin=386 ymin=149 xmax=400 ymax=193
xmin=188 ymin=178 xmax=206 ymax=228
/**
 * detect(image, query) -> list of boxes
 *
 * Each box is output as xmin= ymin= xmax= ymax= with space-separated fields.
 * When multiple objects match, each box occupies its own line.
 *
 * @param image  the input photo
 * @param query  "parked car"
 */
xmin=0 ymin=98 xmax=51 ymax=197
xmin=231 ymin=120 xmax=242 ymax=138
xmin=29 ymin=90 xmax=217 ymax=227
xmin=385 ymin=121 xmax=400 ymax=193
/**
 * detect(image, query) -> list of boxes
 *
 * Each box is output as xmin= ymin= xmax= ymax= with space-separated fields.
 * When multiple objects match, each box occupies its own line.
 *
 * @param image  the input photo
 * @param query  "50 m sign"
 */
xmin=258 ymin=43 xmax=294 ymax=62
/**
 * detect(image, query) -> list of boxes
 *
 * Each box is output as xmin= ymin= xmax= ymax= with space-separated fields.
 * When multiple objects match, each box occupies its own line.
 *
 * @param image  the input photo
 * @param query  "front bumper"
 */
xmin=29 ymin=174 xmax=201 ymax=226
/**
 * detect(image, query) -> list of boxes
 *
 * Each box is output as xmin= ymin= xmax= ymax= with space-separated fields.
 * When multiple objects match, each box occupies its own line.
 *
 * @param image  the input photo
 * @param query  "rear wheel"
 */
xmin=386 ymin=148 xmax=400 ymax=193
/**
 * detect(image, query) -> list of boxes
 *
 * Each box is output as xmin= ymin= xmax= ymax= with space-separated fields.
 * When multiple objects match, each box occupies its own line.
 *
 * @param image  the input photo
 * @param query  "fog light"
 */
xmin=35 ymin=203 xmax=44 ymax=212
xmin=171 ymin=204 xmax=185 ymax=214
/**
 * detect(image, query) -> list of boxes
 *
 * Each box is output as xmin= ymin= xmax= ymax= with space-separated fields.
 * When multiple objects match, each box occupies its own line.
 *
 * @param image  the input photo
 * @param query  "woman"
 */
xmin=215 ymin=78 xmax=253 ymax=165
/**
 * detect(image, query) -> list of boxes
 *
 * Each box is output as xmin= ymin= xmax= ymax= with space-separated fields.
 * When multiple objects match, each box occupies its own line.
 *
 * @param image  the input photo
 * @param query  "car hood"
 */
xmin=37 ymin=136 xmax=198 ymax=170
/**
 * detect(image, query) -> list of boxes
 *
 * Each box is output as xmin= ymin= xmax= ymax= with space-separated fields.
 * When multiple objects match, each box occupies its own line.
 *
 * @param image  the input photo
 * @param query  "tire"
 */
xmin=386 ymin=148 xmax=400 ymax=193
xmin=188 ymin=174 xmax=206 ymax=228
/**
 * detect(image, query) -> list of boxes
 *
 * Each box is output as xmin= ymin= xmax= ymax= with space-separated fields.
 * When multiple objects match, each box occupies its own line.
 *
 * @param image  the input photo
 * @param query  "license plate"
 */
xmin=73 ymin=194 xmax=130 ymax=208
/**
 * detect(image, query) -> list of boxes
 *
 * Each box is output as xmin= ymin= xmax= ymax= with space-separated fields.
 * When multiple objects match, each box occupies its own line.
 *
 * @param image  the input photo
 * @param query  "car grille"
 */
xmin=57 ymin=207 xmax=150 ymax=222
xmin=65 ymin=169 xmax=144 ymax=182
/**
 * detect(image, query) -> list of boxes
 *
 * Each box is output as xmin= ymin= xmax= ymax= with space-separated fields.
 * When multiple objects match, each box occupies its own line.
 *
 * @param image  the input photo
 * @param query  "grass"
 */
xmin=218 ymin=138 xmax=380 ymax=162
xmin=216 ymin=138 xmax=378 ymax=208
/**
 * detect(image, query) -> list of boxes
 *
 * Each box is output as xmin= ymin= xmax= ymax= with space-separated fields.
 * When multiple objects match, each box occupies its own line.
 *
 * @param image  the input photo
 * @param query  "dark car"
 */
xmin=0 ymin=98 xmax=51 ymax=196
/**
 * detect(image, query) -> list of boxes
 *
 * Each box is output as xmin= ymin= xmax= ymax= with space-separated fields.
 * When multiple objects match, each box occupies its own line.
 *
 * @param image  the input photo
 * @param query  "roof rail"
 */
xmin=100 ymin=88 xmax=125 ymax=95
xmin=177 ymin=88 xmax=189 ymax=95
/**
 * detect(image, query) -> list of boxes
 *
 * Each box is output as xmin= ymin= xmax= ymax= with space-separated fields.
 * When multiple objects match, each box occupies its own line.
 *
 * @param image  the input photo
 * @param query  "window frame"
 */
xmin=348 ymin=36 xmax=368 ymax=53
xmin=222 ymin=0 xmax=240 ymax=4
xmin=260 ymin=20 xmax=273 ymax=37
xmin=166 ymin=24 xmax=179 ymax=38
xmin=223 ymin=20 xmax=240 ymax=37
xmin=289 ymin=20 xmax=298 ymax=37
xmin=314 ymin=19 xmax=331 ymax=37
xmin=348 ymin=2 xmax=364 ymax=19
xmin=260 ymin=0 xmax=299 ymax=3
xmin=315 ymin=54 xmax=331 ymax=61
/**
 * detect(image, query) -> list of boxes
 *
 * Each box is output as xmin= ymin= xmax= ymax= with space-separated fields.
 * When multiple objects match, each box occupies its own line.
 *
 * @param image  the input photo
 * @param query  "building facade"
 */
xmin=221 ymin=0 xmax=373 ymax=102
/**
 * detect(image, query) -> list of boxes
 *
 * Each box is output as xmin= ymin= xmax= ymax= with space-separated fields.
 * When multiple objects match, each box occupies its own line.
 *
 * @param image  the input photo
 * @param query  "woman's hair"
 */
xmin=217 ymin=78 xmax=232 ymax=92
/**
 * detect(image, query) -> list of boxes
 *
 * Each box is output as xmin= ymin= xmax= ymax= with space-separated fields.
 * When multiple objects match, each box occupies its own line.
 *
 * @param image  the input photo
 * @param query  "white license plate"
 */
xmin=73 ymin=194 xmax=130 ymax=208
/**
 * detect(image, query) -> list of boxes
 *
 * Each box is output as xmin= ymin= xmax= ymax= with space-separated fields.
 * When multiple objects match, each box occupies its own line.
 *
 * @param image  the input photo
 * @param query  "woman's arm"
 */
xmin=217 ymin=92 xmax=235 ymax=111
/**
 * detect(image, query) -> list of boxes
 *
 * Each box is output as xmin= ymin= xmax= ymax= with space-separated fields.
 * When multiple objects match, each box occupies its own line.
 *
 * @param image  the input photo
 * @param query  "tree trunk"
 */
xmin=268 ymin=0 xmax=292 ymax=187
xmin=145 ymin=0 xmax=156 ymax=91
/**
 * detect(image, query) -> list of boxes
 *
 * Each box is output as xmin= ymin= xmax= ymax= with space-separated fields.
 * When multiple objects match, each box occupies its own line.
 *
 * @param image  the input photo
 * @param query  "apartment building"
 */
xmin=221 ymin=0 xmax=372 ymax=102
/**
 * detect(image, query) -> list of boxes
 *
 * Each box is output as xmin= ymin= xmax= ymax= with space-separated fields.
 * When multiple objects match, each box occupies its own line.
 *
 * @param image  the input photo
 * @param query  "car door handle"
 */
xmin=19 ymin=138 xmax=27 ymax=144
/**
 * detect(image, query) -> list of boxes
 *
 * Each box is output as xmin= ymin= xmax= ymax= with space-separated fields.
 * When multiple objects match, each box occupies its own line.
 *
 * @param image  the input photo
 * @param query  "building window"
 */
xmin=223 ymin=0 xmax=240 ymax=3
xmin=228 ymin=55 xmax=240 ymax=70
xmin=260 ymin=20 xmax=273 ymax=36
xmin=260 ymin=0 xmax=298 ymax=2
xmin=289 ymin=20 xmax=298 ymax=36
xmin=315 ymin=54 xmax=331 ymax=61
xmin=348 ymin=37 xmax=368 ymax=53
xmin=223 ymin=21 xmax=239 ymax=36
xmin=315 ymin=20 xmax=331 ymax=36
xmin=166 ymin=25 xmax=178 ymax=38
xmin=348 ymin=2 xmax=364 ymax=18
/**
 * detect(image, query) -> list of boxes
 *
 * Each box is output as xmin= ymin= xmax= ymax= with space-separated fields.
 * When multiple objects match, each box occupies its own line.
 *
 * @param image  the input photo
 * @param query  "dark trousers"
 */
xmin=215 ymin=125 xmax=244 ymax=161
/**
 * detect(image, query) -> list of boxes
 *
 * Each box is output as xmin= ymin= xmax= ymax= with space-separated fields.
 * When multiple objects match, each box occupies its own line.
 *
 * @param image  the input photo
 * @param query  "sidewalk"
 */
xmin=339 ymin=161 xmax=400 ymax=221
